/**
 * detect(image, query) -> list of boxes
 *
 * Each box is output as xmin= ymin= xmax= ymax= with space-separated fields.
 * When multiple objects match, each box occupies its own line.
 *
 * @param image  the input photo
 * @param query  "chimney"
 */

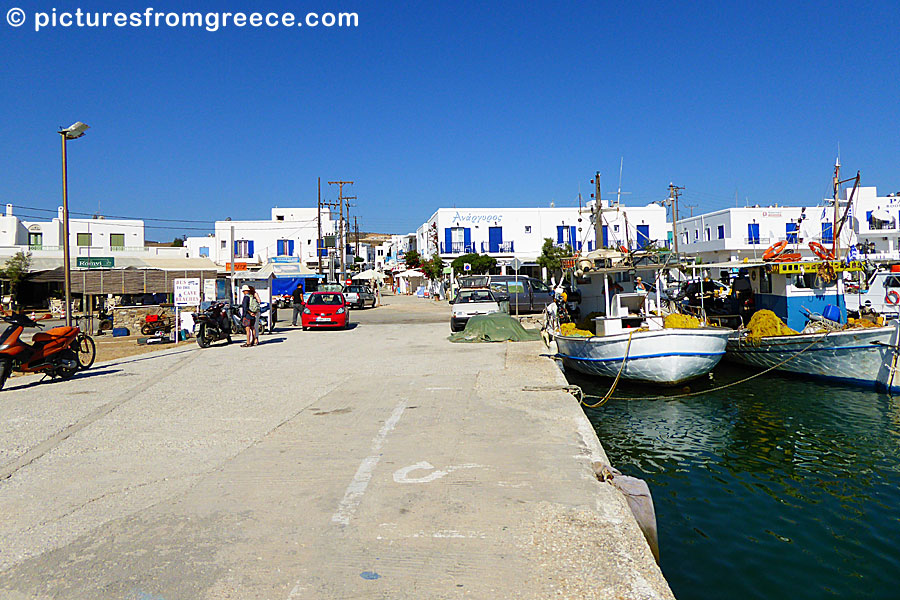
xmin=5 ymin=204 xmax=11 ymax=217
xmin=58 ymin=207 xmax=64 ymax=219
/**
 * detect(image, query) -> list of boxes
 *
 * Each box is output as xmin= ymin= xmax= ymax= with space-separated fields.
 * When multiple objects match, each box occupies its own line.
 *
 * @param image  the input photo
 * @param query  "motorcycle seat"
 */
xmin=33 ymin=326 xmax=77 ymax=343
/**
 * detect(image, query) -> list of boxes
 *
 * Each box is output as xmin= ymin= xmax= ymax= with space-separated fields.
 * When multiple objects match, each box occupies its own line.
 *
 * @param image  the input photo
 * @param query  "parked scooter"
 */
xmin=0 ymin=312 xmax=89 ymax=390
xmin=194 ymin=302 xmax=234 ymax=348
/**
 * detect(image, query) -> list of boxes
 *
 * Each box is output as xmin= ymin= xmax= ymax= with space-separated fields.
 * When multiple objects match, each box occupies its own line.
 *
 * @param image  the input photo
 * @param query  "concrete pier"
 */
xmin=0 ymin=295 xmax=673 ymax=599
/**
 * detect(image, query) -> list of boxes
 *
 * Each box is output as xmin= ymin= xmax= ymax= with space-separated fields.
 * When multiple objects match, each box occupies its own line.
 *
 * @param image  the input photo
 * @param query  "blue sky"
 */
xmin=2 ymin=0 xmax=899 ymax=239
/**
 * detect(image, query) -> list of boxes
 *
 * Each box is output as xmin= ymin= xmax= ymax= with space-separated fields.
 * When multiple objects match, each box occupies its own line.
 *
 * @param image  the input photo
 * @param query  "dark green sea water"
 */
xmin=568 ymin=364 xmax=900 ymax=600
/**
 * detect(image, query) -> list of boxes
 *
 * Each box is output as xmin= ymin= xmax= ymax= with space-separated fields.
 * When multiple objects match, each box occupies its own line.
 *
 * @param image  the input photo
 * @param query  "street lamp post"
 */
xmin=59 ymin=121 xmax=89 ymax=327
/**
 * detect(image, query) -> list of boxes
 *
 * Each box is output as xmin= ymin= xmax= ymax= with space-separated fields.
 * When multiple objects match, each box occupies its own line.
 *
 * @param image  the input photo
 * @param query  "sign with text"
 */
xmin=174 ymin=278 xmax=201 ymax=306
xmin=76 ymin=257 xmax=114 ymax=269
xmin=271 ymin=256 xmax=301 ymax=263
xmin=203 ymin=279 xmax=217 ymax=302
xmin=225 ymin=262 xmax=248 ymax=271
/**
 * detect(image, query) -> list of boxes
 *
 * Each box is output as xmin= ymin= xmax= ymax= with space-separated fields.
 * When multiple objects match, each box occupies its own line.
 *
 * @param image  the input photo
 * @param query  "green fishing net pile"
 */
xmin=448 ymin=313 xmax=542 ymax=343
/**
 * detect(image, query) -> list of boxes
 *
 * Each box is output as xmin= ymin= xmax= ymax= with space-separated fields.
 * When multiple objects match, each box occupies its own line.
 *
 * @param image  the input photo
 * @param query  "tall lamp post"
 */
xmin=59 ymin=121 xmax=89 ymax=327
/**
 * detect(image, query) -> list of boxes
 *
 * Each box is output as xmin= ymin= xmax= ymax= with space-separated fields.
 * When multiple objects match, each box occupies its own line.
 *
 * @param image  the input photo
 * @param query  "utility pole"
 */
xmin=317 ymin=177 xmax=322 ymax=276
xmin=667 ymin=183 xmax=684 ymax=257
xmin=354 ymin=216 xmax=360 ymax=260
xmin=327 ymin=180 xmax=356 ymax=282
xmin=229 ymin=225 xmax=235 ymax=303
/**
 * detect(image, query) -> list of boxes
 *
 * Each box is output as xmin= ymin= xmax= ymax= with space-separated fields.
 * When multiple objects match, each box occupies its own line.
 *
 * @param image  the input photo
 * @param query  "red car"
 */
xmin=301 ymin=291 xmax=351 ymax=330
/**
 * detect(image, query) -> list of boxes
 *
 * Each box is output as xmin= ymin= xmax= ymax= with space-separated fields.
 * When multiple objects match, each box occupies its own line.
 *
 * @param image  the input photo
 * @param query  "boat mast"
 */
xmin=833 ymin=156 xmax=841 ymax=261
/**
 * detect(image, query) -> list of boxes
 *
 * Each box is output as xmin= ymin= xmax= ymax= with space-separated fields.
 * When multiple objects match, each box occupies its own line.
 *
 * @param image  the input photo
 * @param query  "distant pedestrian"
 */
xmin=291 ymin=284 xmax=304 ymax=326
xmin=249 ymin=285 xmax=262 ymax=344
xmin=241 ymin=285 xmax=259 ymax=348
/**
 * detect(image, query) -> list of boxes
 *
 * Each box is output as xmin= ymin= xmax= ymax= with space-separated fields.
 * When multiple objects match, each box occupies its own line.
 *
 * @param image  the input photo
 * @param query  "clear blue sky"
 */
xmin=2 ymin=0 xmax=899 ymax=239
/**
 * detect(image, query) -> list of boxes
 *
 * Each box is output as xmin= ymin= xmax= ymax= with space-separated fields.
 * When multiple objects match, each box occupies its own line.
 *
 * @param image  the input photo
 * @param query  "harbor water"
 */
xmin=568 ymin=364 xmax=900 ymax=600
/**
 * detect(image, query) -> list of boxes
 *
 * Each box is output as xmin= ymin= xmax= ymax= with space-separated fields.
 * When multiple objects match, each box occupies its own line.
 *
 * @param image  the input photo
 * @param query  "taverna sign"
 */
xmin=452 ymin=211 xmax=503 ymax=225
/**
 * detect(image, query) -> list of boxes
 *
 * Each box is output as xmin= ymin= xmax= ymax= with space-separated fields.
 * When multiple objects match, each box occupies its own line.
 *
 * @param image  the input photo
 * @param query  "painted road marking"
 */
xmin=392 ymin=461 xmax=484 ymax=484
xmin=330 ymin=399 xmax=407 ymax=526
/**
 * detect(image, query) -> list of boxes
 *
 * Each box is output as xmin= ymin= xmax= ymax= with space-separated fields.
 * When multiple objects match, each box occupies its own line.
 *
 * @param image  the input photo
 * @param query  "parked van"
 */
xmin=458 ymin=275 xmax=553 ymax=313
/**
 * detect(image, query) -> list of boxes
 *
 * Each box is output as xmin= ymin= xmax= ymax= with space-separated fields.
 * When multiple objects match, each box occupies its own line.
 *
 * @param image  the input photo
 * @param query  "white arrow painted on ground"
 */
xmin=393 ymin=461 xmax=484 ymax=483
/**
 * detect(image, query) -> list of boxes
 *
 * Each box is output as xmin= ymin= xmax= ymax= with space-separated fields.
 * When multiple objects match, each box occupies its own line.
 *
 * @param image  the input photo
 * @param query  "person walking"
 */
xmin=248 ymin=285 xmax=262 ymax=345
xmin=291 ymin=284 xmax=304 ymax=326
xmin=240 ymin=285 xmax=256 ymax=347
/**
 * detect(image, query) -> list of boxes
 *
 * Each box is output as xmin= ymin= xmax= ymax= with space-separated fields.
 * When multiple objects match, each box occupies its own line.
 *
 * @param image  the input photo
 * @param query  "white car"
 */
xmin=450 ymin=288 xmax=503 ymax=332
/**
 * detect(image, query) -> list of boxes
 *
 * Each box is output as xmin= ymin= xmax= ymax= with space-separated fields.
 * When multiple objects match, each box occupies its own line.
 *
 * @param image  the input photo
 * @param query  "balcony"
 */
xmin=440 ymin=242 xmax=475 ymax=254
xmin=480 ymin=241 xmax=515 ymax=254
xmin=743 ymin=237 xmax=771 ymax=246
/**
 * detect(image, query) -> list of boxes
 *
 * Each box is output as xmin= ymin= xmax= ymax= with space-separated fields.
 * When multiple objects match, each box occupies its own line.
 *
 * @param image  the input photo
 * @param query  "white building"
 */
xmin=850 ymin=186 xmax=900 ymax=259
xmin=675 ymin=205 xmax=845 ymax=263
xmin=415 ymin=203 xmax=669 ymax=271
xmin=186 ymin=207 xmax=340 ymax=270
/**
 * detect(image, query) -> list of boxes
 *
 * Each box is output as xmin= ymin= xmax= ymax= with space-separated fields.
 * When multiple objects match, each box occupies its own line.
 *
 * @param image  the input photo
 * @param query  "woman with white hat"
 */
xmin=240 ymin=285 xmax=259 ymax=347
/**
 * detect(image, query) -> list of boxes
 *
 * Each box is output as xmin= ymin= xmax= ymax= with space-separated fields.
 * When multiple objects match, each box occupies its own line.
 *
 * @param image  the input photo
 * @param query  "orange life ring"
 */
xmin=808 ymin=242 xmax=835 ymax=261
xmin=773 ymin=252 xmax=802 ymax=262
xmin=763 ymin=240 xmax=789 ymax=261
xmin=886 ymin=291 xmax=900 ymax=306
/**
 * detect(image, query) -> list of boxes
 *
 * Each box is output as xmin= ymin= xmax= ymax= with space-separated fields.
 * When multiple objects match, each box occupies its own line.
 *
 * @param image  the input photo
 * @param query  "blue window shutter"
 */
xmin=866 ymin=210 xmax=873 ymax=224
xmin=444 ymin=228 xmax=452 ymax=253
xmin=717 ymin=225 xmax=725 ymax=239
xmin=602 ymin=225 xmax=608 ymax=247
xmin=463 ymin=228 xmax=471 ymax=251
xmin=288 ymin=240 xmax=295 ymax=255
xmin=248 ymin=240 xmax=255 ymax=258
xmin=569 ymin=226 xmax=577 ymax=248
xmin=276 ymin=240 xmax=284 ymax=255
xmin=557 ymin=226 xmax=564 ymax=244
xmin=233 ymin=241 xmax=239 ymax=257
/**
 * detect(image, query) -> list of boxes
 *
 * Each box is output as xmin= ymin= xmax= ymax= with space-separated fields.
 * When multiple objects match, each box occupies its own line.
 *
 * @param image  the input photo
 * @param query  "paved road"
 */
xmin=0 ymin=295 xmax=671 ymax=599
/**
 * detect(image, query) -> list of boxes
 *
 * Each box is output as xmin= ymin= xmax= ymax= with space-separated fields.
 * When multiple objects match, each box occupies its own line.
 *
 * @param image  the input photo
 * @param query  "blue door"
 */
xmin=747 ymin=223 xmax=760 ymax=244
xmin=488 ymin=227 xmax=503 ymax=253
xmin=602 ymin=225 xmax=608 ymax=248
xmin=569 ymin=226 xmax=578 ymax=250
xmin=785 ymin=223 xmax=798 ymax=243
xmin=444 ymin=228 xmax=453 ymax=253
xmin=636 ymin=225 xmax=650 ymax=248
xmin=463 ymin=228 xmax=472 ymax=253
xmin=557 ymin=226 xmax=565 ymax=245
xmin=822 ymin=222 xmax=833 ymax=244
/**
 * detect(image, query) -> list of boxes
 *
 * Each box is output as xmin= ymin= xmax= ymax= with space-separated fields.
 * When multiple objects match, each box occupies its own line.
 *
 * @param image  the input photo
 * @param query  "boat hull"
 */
xmin=555 ymin=328 xmax=732 ymax=385
xmin=724 ymin=324 xmax=900 ymax=390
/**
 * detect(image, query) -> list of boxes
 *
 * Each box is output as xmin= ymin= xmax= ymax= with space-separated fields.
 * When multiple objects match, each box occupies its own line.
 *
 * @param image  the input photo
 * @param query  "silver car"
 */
xmin=342 ymin=284 xmax=376 ymax=309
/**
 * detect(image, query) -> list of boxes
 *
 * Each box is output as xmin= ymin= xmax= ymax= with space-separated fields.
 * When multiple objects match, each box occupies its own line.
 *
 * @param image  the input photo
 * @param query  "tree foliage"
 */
xmin=403 ymin=250 xmax=421 ymax=269
xmin=450 ymin=253 xmax=496 ymax=275
xmin=1 ymin=251 xmax=31 ymax=308
xmin=172 ymin=237 xmax=185 ymax=247
xmin=421 ymin=254 xmax=445 ymax=280
xmin=536 ymin=238 xmax=571 ymax=274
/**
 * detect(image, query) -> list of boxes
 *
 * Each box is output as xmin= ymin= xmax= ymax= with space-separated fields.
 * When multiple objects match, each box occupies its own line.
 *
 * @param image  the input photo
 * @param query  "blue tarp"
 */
xmin=272 ymin=277 xmax=305 ymax=295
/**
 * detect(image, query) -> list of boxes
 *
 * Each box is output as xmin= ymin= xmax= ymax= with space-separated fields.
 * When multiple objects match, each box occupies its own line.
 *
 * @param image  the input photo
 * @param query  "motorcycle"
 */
xmin=140 ymin=310 xmax=173 ymax=336
xmin=0 ymin=312 xmax=93 ymax=390
xmin=194 ymin=302 xmax=235 ymax=348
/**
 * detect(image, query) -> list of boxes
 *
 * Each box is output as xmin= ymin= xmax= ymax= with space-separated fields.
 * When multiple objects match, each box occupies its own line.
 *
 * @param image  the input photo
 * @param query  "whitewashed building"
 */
xmin=415 ymin=203 xmax=669 ymax=271
xmin=675 ymin=204 xmax=852 ymax=264
xmin=186 ymin=207 xmax=340 ymax=270
xmin=850 ymin=186 xmax=900 ymax=259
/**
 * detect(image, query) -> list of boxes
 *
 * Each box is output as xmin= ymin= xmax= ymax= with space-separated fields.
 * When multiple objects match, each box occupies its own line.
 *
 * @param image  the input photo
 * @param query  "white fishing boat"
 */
xmin=725 ymin=323 xmax=900 ymax=391
xmin=549 ymin=255 xmax=732 ymax=385
xmin=556 ymin=326 xmax=733 ymax=385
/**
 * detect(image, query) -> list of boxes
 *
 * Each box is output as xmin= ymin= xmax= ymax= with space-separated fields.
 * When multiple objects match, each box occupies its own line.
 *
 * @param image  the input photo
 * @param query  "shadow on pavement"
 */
xmin=4 ymin=368 xmax=124 ymax=391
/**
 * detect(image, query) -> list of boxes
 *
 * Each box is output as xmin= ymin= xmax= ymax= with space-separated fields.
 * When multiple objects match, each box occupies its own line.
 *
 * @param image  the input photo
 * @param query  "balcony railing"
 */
xmin=480 ymin=241 xmax=515 ymax=253
xmin=743 ymin=236 xmax=771 ymax=246
xmin=440 ymin=242 xmax=474 ymax=254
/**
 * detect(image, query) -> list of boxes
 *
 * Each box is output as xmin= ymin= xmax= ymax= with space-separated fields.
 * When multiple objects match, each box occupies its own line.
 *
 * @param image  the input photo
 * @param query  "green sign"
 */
xmin=76 ymin=257 xmax=114 ymax=269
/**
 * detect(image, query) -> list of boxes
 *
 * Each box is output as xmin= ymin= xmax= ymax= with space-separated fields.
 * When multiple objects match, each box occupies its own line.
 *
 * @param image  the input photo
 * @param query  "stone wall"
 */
xmin=112 ymin=305 xmax=198 ymax=334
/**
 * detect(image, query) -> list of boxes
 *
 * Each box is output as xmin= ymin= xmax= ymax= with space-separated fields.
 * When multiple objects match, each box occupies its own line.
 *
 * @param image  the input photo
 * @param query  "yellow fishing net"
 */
xmin=664 ymin=313 xmax=701 ymax=329
xmin=746 ymin=310 xmax=798 ymax=340
xmin=559 ymin=322 xmax=593 ymax=337
xmin=846 ymin=318 xmax=880 ymax=329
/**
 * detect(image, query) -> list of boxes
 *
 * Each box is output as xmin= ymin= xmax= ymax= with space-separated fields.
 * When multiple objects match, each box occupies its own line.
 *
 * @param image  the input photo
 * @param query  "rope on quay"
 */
xmin=528 ymin=330 xmax=832 ymax=407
